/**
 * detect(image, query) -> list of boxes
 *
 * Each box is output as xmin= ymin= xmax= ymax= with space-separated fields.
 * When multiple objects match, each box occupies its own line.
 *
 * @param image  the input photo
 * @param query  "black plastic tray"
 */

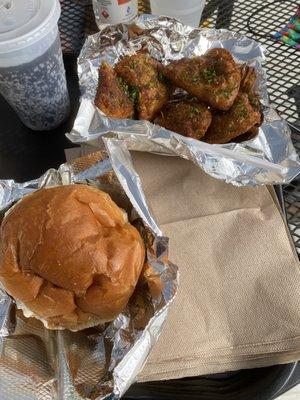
xmin=125 ymin=363 xmax=299 ymax=400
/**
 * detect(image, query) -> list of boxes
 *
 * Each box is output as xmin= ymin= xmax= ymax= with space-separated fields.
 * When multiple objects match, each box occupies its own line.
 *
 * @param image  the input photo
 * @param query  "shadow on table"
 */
xmin=201 ymin=0 xmax=235 ymax=29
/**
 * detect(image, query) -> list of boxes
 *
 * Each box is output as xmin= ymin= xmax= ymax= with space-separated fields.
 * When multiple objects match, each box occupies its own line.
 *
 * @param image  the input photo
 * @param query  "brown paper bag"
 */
xmin=129 ymin=152 xmax=300 ymax=381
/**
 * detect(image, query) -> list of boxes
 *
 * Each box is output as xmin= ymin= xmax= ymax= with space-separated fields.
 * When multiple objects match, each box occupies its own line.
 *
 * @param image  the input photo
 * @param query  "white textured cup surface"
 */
xmin=150 ymin=0 xmax=205 ymax=27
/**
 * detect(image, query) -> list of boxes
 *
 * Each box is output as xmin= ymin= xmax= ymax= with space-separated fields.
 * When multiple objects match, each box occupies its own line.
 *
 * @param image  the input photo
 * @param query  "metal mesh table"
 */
xmin=0 ymin=2 xmax=288 ymax=399
xmin=59 ymin=0 xmax=300 ymax=256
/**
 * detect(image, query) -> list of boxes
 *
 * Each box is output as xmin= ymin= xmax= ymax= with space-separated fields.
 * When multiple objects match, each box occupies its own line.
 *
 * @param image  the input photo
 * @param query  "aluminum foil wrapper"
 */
xmin=67 ymin=14 xmax=300 ymax=186
xmin=0 ymin=151 xmax=178 ymax=400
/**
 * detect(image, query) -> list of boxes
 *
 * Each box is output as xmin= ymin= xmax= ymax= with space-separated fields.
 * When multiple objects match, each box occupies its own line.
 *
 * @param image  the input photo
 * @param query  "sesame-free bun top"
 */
xmin=0 ymin=185 xmax=145 ymax=331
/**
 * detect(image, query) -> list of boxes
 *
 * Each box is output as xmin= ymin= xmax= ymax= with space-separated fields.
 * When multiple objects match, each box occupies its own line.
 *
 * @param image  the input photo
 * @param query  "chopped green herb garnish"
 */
xmin=158 ymin=70 xmax=168 ymax=84
xmin=202 ymin=68 xmax=217 ymax=84
xmin=130 ymin=60 xmax=138 ymax=70
xmin=189 ymin=105 xmax=201 ymax=116
xmin=118 ymin=77 xmax=139 ymax=104
xmin=235 ymin=103 xmax=248 ymax=118
xmin=248 ymin=94 xmax=254 ymax=103
xmin=129 ymin=86 xmax=139 ymax=103
xmin=183 ymin=71 xmax=201 ymax=84
xmin=218 ymin=89 xmax=230 ymax=98
xmin=118 ymin=78 xmax=130 ymax=96
xmin=248 ymin=94 xmax=259 ymax=109
xmin=191 ymin=75 xmax=201 ymax=83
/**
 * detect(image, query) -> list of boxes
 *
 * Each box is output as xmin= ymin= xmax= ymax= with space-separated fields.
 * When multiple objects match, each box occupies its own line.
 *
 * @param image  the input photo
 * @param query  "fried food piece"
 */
xmin=155 ymin=100 xmax=212 ymax=140
xmin=240 ymin=65 xmax=256 ymax=94
xmin=164 ymin=48 xmax=241 ymax=111
xmin=230 ymin=126 xmax=259 ymax=143
xmin=115 ymin=53 xmax=172 ymax=120
xmin=128 ymin=24 xmax=145 ymax=39
xmin=203 ymin=92 xmax=262 ymax=144
xmin=140 ymin=262 xmax=163 ymax=299
xmin=115 ymin=53 xmax=160 ymax=87
xmin=95 ymin=62 xmax=134 ymax=119
xmin=240 ymin=65 xmax=262 ymax=112
xmin=138 ymin=83 xmax=172 ymax=121
xmin=228 ymin=90 xmax=262 ymax=143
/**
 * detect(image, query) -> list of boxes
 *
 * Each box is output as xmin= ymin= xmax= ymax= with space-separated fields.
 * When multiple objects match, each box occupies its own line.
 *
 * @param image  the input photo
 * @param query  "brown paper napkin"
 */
xmin=65 ymin=148 xmax=300 ymax=380
xmin=129 ymin=152 xmax=300 ymax=382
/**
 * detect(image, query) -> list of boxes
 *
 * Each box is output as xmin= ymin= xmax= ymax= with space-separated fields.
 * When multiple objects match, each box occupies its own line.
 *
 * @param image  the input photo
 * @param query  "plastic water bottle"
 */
xmin=92 ymin=0 xmax=138 ymax=27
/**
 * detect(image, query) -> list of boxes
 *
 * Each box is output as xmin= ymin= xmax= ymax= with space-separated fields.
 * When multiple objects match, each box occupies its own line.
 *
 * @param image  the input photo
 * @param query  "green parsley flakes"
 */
xmin=118 ymin=77 xmax=139 ymax=104
xmin=129 ymin=86 xmax=139 ymax=103
xmin=218 ymin=89 xmax=230 ymax=98
xmin=130 ymin=60 xmax=138 ymax=70
xmin=118 ymin=78 xmax=130 ymax=96
xmin=235 ymin=103 xmax=248 ymax=118
xmin=158 ymin=70 xmax=167 ymax=83
xmin=189 ymin=105 xmax=201 ymax=116
xmin=202 ymin=68 xmax=217 ymax=84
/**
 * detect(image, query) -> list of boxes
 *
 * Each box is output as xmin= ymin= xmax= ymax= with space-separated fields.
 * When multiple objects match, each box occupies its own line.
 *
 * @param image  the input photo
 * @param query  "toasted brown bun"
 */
xmin=0 ymin=185 xmax=145 ymax=331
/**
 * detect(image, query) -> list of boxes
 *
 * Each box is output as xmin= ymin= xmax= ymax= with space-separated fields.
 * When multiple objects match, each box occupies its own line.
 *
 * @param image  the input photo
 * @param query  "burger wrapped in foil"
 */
xmin=0 ymin=150 xmax=178 ymax=400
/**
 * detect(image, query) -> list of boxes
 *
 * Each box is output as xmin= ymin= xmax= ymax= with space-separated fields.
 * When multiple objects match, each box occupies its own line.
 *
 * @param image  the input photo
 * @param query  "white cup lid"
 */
xmin=0 ymin=0 xmax=60 ymax=53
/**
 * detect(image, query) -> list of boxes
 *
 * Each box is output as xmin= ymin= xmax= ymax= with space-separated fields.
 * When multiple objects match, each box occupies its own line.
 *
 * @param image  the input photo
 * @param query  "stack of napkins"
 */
xmin=130 ymin=152 xmax=300 ymax=382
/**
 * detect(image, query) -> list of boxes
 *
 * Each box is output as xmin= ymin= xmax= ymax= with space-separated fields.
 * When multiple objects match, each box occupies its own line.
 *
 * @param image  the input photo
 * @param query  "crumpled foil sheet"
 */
xmin=67 ymin=14 xmax=300 ymax=186
xmin=0 ymin=151 xmax=178 ymax=400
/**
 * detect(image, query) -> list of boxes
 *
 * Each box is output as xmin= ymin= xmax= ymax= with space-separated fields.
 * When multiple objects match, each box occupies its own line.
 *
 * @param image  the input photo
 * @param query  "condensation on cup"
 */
xmin=93 ymin=0 xmax=138 ymax=27
xmin=0 ymin=0 xmax=70 ymax=131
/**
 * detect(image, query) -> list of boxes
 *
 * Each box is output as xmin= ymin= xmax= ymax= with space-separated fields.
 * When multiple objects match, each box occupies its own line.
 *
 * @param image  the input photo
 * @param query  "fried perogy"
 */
xmin=155 ymin=100 xmax=212 ymax=140
xmin=115 ymin=53 xmax=172 ymax=120
xmin=203 ymin=92 xmax=262 ymax=144
xmin=240 ymin=65 xmax=262 ymax=115
xmin=230 ymin=126 xmax=259 ymax=143
xmin=240 ymin=65 xmax=256 ymax=94
xmin=163 ymin=48 xmax=241 ymax=111
xmin=95 ymin=62 xmax=134 ymax=119
xmin=127 ymin=24 xmax=145 ymax=39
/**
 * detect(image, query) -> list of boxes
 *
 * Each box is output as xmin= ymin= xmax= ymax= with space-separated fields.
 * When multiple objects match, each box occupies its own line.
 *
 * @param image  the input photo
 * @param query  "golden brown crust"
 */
xmin=115 ymin=53 xmax=160 ymax=88
xmin=155 ymin=100 xmax=212 ymax=140
xmin=93 ymin=49 xmax=262 ymax=144
xmin=140 ymin=263 xmax=163 ymax=299
xmin=0 ymin=185 xmax=145 ymax=330
xmin=230 ymin=126 xmax=260 ymax=143
xmin=203 ymin=92 xmax=262 ymax=144
xmin=240 ymin=65 xmax=256 ymax=94
xmin=115 ymin=53 xmax=172 ymax=120
xmin=164 ymin=48 xmax=241 ymax=111
xmin=95 ymin=62 xmax=134 ymax=119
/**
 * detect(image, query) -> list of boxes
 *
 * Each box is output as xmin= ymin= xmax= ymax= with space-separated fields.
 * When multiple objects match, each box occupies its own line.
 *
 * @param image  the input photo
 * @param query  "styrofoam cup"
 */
xmin=150 ymin=0 xmax=206 ymax=27
xmin=0 ymin=0 xmax=70 ymax=131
